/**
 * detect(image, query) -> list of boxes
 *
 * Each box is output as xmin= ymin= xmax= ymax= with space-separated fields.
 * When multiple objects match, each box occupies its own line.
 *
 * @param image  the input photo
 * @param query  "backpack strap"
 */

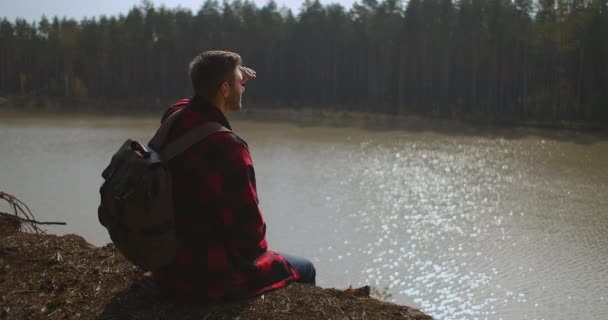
xmin=161 ymin=122 xmax=230 ymax=161
xmin=148 ymin=108 xmax=185 ymax=150
xmin=148 ymin=107 xmax=231 ymax=161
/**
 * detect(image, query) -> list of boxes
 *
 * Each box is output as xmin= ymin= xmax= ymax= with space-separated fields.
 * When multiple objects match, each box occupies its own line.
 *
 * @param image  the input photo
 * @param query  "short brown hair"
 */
xmin=188 ymin=50 xmax=242 ymax=99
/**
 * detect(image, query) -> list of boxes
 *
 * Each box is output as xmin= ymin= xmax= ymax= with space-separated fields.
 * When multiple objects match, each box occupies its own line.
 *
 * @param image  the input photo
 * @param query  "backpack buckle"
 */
xmin=131 ymin=141 xmax=151 ymax=158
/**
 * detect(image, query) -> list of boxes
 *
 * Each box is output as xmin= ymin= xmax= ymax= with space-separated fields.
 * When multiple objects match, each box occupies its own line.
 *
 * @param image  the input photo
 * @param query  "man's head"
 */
xmin=188 ymin=50 xmax=254 ymax=113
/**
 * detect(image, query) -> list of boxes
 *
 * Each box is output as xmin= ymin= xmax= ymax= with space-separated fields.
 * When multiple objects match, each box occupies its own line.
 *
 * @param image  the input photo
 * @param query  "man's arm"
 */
xmin=218 ymin=134 xmax=268 ymax=260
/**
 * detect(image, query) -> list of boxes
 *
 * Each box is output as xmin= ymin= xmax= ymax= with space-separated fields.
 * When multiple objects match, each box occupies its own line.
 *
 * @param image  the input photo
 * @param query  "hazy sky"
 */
xmin=1 ymin=0 xmax=357 ymax=22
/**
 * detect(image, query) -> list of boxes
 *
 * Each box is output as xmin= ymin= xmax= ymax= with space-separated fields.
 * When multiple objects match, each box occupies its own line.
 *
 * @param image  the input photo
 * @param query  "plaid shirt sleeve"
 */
xmin=218 ymin=134 xmax=268 ymax=259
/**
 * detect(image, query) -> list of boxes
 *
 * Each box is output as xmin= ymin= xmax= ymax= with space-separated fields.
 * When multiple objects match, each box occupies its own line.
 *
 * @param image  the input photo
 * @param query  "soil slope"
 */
xmin=0 ymin=216 xmax=432 ymax=320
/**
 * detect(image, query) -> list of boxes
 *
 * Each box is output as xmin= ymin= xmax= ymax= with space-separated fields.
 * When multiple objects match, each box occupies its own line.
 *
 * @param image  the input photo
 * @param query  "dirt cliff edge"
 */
xmin=0 ymin=216 xmax=432 ymax=320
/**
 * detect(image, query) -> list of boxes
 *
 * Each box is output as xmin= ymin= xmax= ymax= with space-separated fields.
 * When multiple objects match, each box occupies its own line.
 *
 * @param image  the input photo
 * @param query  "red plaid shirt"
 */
xmin=152 ymin=96 xmax=299 ymax=302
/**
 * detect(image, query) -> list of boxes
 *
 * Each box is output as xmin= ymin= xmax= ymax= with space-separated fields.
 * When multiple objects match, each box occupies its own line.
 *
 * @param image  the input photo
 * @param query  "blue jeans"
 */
xmin=280 ymin=253 xmax=316 ymax=286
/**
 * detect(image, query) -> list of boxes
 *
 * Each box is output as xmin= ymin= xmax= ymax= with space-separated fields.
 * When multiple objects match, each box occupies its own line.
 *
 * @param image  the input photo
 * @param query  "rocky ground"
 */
xmin=0 ymin=214 xmax=432 ymax=319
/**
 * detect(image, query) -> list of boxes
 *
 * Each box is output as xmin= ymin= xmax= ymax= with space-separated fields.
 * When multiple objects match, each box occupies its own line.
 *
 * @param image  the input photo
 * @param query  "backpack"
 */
xmin=97 ymin=108 xmax=229 ymax=271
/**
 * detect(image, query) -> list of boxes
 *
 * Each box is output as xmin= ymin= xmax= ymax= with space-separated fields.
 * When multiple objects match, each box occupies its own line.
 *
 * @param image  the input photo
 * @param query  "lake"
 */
xmin=1 ymin=112 xmax=607 ymax=320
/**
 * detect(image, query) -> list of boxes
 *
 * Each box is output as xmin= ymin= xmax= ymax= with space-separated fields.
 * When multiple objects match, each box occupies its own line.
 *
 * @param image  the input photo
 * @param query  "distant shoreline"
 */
xmin=1 ymin=95 xmax=606 ymax=134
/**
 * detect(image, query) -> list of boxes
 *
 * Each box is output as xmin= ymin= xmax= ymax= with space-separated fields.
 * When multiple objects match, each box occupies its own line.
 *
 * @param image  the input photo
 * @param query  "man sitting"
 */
xmin=152 ymin=50 xmax=316 ymax=302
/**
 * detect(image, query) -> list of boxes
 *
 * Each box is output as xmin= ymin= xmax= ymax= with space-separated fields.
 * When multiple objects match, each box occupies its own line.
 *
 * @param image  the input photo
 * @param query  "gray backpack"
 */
xmin=98 ymin=108 xmax=229 ymax=271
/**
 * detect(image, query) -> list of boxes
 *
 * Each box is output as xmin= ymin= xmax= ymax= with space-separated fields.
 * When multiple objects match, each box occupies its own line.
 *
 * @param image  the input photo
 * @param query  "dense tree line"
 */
xmin=1 ymin=0 xmax=607 ymax=124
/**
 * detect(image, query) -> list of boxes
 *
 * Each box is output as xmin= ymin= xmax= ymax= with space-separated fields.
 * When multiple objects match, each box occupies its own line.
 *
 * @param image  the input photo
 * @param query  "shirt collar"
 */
xmin=189 ymin=95 xmax=232 ymax=131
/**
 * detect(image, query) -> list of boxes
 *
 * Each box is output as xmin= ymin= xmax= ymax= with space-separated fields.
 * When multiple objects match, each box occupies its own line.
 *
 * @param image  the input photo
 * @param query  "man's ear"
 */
xmin=219 ymin=81 xmax=229 ymax=98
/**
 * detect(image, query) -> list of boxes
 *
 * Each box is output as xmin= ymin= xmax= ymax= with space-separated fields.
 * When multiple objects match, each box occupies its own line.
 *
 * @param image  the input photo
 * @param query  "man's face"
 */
xmin=224 ymin=67 xmax=245 ymax=112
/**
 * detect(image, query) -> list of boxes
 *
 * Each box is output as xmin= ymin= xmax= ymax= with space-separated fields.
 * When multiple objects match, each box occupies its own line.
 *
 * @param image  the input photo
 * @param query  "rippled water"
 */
xmin=1 ymin=113 xmax=607 ymax=319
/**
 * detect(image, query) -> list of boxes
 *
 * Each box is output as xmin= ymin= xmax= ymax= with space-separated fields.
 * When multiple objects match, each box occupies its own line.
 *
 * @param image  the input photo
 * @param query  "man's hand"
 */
xmin=239 ymin=66 xmax=256 ymax=82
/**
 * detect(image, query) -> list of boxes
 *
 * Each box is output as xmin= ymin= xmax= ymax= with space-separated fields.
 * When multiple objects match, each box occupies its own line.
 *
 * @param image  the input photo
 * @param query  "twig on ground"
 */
xmin=0 ymin=212 xmax=66 ymax=226
xmin=0 ymin=191 xmax=67 ymax=233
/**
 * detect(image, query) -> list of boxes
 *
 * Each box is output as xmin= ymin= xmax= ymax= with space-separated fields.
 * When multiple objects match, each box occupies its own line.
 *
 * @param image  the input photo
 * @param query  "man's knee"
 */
xmin=301 ymin=259 xmax=316 ymax=285
xmin=282 ymin=253 xmax=316 ymax=286
xmin=308 ymin=263 xmax=316 ymax=285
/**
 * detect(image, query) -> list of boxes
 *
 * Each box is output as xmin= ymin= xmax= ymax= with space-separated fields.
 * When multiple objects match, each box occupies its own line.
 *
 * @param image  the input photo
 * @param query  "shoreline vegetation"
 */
xmin=0 ymin=95 xmax=606 ymax=134
xmin=2 ymin=0 xmax=607 ymax=131
xmin=0 ymin=201 xmax=432 ymax=319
